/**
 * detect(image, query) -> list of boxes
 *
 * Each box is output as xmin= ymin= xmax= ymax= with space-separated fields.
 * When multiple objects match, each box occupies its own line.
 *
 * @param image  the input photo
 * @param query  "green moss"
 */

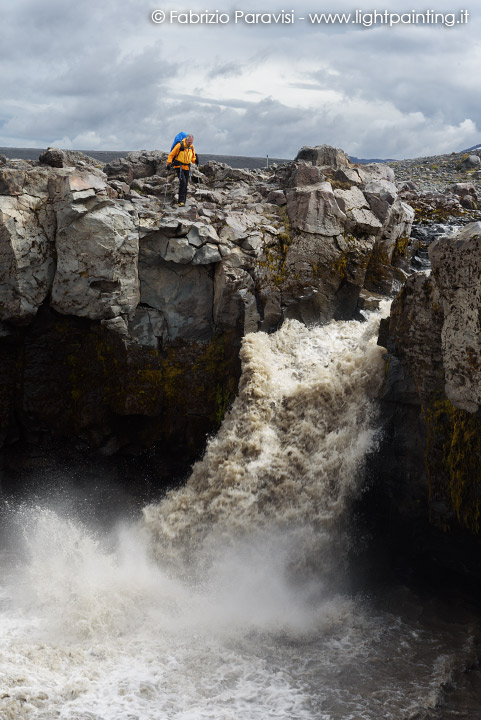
xmin=192 ymin=334 xmax=237 ymax=423
xmin=330 ymin=179 xmax=352 ymax=190
xmin=412 ymin=203 xmax=467 ymax=224
xmin=332 ymin=253 xmax=348 ymax=278
xmin=394 ymin=236 xmax=409 ymax=259
xmin=256 ymin=208 xmax=293 ymax=289
xmin=364 ymin=245 xmax=392 ymax=292
xmin=424 ymin=397 xmax=481 ymax=534
xmin=384 ymin=354 xmax=392 ymax=376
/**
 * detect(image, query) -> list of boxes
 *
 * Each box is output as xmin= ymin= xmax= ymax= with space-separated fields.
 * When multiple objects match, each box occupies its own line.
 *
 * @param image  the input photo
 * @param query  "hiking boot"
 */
xmin=178 ymin=202 xmax=185 ymax=207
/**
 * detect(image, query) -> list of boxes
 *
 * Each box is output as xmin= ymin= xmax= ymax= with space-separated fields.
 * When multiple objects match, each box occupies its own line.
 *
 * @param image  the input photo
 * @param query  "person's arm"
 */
xmin=167 ymin=143 xmax=181 ymax=167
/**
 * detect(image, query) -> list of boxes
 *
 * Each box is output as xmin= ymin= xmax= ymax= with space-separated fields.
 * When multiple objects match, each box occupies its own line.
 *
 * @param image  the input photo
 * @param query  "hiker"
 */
xmin=167 ymin=133 xmax=198 ymax=207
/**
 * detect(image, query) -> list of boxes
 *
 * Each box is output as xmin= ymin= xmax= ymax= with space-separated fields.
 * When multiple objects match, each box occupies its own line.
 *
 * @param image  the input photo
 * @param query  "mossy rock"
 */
xmin=424 ymin=396 xmax=481 ymax=535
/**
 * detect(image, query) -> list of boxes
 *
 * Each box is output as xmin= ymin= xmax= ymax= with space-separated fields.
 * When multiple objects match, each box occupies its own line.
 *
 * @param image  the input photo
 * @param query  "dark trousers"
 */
xmin=176 ymin=168 xmax=189 ymax=204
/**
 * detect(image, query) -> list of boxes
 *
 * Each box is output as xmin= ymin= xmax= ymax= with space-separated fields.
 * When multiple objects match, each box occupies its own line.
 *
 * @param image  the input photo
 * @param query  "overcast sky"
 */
xmin=1 ymin=0 xmax=479 ymax=159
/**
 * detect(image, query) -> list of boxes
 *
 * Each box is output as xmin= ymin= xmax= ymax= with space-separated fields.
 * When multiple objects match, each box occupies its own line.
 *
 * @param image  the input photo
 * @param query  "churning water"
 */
xmin=1 ymin=307 xmax=480 ymax=719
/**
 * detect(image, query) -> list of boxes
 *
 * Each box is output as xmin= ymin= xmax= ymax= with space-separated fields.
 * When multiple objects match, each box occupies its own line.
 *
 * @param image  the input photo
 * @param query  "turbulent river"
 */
xmin=1 ymin=306 xmax=480 ymax=719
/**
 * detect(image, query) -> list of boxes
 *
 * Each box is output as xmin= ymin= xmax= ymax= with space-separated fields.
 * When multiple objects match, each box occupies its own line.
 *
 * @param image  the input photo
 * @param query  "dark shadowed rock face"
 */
xmin=0 ymin=145 xmax=414 ymax=464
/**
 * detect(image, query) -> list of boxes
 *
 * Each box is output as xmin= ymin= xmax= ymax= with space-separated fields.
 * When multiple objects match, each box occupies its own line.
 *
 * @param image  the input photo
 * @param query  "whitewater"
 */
xmin=0 ymin=307 xmax=479 ymax=719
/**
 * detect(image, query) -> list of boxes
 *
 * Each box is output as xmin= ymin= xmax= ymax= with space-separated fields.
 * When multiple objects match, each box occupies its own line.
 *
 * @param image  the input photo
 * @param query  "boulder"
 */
xmin=51 ymin=170 xmax=139 ymax=319
xmin=446 ymin=182 xmax=478 ymax=210
xmin=286 ymin=184 xmax=346 ymax=235
xmin=295 ymin=145 xmax=350 ymax=169
xmin=0 ymin=193 xmax=56 ymax=323
xmin=39 ymin=147 xmax=65 ymax=168
xmin=461 ymin=154 xmax=481 ymax=169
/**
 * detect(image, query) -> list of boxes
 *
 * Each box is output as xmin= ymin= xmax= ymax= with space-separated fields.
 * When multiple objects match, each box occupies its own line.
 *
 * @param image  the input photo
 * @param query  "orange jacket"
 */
xmin=167 ymin=141 xmax=196 ymax=170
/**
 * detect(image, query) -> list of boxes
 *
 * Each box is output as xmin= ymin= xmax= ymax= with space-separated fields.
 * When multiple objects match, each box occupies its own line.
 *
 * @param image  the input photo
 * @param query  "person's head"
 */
xmin=185 ymin=134 xmax=194 ymax=146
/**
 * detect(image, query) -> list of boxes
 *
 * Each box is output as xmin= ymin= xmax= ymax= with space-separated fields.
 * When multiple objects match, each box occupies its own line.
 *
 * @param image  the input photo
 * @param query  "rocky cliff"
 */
xmin=0 ymin=145 xmax=414 ymax=470
xmin=375 ymin=220 xmax=481 ymax=576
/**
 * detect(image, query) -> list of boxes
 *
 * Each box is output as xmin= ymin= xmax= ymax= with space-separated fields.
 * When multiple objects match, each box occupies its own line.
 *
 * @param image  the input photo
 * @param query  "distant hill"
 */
xmin=349 ymin=155 xmax=395 ymax=164
xmin=0 ymin=147 xmax=289 ymax=170
xmin=0 ymin=145 xmax=397 ymax=169
xmin=461 ymin=143 xmax=481 ymax=153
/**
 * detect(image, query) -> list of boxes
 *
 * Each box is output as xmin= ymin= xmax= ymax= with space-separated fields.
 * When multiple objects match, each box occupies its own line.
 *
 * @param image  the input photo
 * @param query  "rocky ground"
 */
xmin=387 ymin=148 xmax=481 ymax=226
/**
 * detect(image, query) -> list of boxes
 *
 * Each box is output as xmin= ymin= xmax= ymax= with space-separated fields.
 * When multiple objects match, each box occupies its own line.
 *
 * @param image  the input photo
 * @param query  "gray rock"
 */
xmin=334 ymin=186 xmax=375 ymax=233
xmin=139 ymin=260 xmax=214 ymax=342
xmin=0 ymin=193 xmax=56 ymax=323
xmin=286 ymin=185 xmax=346 ymax=235
xmin=127 ymin=306 xmax=166 ymax=348
xmin=295 ymin=145 xmax=350 ymax=169
xmin=266 ymin=189 xmax=287 ymax=206
xmin=286 ymin=162 xmax=325 ymax=188
xmin=51 ymin=177 xmax=140 ymax=320
xmin=193 ymin=243 xmax=222 ymax=264
xmin=0 ymin=167 xmax=26 ymax=195
xmin=214 ymin=262 xmax=260 ymax=334
xmin=219 ymin=214 xmax=249 ymax=242
xmin=39 ymin=147 xmax=65 ymax=168
xmin=429 ymin=222 xmax=481 ymax=412
xmin=358 ymin=163 xmax=396 ymax=184
xmin=187 ymin=222 xmax=220 ymax=247
xmin=163 ymin=237 xmax=196 ymax=264
xmin=100 ymin=315 xmax=129 ymax=336
xmin=461 ymin=154 xmax=481 ymax=169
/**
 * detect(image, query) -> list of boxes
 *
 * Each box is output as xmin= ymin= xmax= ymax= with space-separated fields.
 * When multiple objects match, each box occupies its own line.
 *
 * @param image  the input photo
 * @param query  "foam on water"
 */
xmin=1 ymin=306 xmax=479 ymax=719
xmin=143 ymin=310 xmax=388 ymax=581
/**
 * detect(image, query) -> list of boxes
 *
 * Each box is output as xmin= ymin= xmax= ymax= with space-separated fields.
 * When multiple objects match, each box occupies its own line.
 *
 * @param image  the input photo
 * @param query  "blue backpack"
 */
xmin=170 ymin=132 xmax=188 ymax=151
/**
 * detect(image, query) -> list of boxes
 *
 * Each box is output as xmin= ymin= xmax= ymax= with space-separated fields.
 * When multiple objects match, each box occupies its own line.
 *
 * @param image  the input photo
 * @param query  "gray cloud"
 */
xmin=207 ymin=62 xmax=243 ymax=79
xmin=1 ymin=0 xmax=479 ymax=157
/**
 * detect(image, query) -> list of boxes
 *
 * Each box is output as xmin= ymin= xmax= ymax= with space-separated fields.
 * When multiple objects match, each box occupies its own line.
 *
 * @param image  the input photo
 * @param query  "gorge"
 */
xmin=1 ymin=144 xmax=481 ymax=719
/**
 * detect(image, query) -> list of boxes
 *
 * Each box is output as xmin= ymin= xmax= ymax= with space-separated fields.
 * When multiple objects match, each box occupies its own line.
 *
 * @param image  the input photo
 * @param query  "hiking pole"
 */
xmin=163 ymin=169 xmax=170 ymax=206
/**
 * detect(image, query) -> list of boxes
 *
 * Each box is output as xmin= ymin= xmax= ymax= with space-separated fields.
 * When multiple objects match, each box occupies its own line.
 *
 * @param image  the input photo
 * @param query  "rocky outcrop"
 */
xmin=389 ymin=150 xmax=481 ymax=229
xmin=0 ymin=145 xmax=414 ymax=461
xmin=378 ymin=221 xmax=481 ymax=540
xmin=398 ymin=181 xmax=479 ymax=223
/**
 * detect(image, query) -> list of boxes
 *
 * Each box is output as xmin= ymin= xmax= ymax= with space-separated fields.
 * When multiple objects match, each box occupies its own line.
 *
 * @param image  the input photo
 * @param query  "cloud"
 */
xmin=1 ymin=0 xmax=479 ymax=158
xmin=207 ymin=62 xmax=243 ymax=79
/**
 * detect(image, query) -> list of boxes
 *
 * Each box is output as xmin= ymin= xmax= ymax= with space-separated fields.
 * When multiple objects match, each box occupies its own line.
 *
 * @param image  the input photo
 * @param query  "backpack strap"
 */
xmin=173 ymin=140 xmax=194 ymax=167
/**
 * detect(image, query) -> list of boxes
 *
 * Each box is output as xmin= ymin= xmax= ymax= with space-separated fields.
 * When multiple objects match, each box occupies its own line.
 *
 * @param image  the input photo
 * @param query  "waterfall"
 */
xmin=142 ymin=308 xmax=388 ymax=583
xmin=1 ymin=303 xmax=476 ymax=720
